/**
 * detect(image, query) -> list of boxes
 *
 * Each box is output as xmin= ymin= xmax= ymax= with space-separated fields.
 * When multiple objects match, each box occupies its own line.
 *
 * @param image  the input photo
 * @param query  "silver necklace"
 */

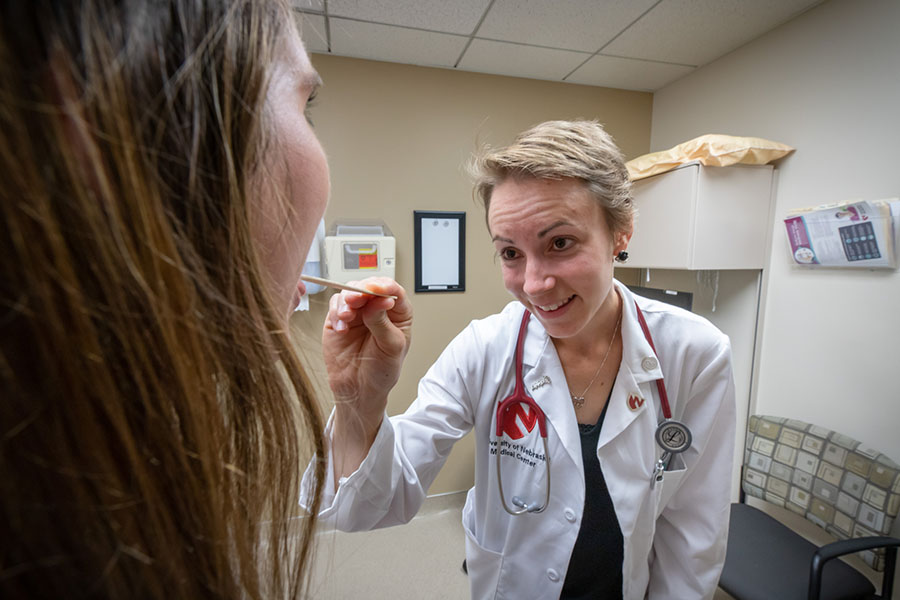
xmin=570 ymin=308 xmax=622 ymax=409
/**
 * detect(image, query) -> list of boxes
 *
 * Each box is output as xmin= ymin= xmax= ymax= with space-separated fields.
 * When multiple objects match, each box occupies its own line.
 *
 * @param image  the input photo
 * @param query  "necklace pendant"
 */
xmin=566 ymin=307 xmax=621 ymax=413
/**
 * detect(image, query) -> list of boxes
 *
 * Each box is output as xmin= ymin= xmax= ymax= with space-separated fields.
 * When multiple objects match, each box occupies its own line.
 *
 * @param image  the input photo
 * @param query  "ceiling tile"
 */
xmin=477 ymin=0 xmax=659 ymax=52
xmin=458 ymin=39 xmax=589 ymax=82
xmin=605 ymin=0 xmax=822 ymax=66
xmin=295 ymin=13 xmax=328 ymax=53
xmin=328 ymin=0 xmax=491 ymax=35
xmin=565 ymin=54 xmax=695 ymax=91
xmin=292 ymin=0 xmax=324 ymax=11
xmin=329 ymin=19 xmax=468 ymax=68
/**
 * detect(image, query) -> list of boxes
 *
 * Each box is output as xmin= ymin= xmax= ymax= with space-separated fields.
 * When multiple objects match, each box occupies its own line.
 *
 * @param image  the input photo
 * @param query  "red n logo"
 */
xmin=499 ymin=403 xmax=539 ymax=440
xmin=628 ymin=394 xmax=645 ymax=411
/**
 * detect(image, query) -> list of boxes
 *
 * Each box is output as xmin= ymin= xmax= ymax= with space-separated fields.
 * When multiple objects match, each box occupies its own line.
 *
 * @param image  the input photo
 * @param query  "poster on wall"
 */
xmin=783 ymin=199 xmax=900 ymax=268
xmin=414 ymin=211 xmax=466 ymax=292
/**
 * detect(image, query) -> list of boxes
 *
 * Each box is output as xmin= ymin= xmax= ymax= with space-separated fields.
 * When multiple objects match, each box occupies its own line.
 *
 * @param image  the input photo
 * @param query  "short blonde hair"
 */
xmin=472 ymin=120 xmax=635 ymax=235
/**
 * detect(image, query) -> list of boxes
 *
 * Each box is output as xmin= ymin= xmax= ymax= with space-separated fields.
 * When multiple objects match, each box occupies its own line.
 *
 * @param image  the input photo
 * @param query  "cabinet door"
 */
xmin=692 ymin=165 xmax=774 ymax=269
xmin=627 ymin=164 xmax=697 ymax=269
xmin=625 ymin=164 xmax=774 ymax=270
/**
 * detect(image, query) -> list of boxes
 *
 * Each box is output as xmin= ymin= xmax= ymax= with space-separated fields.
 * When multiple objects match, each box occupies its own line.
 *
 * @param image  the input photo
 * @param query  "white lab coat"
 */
xmin=302 ymin=280 xmax=736 ymax=599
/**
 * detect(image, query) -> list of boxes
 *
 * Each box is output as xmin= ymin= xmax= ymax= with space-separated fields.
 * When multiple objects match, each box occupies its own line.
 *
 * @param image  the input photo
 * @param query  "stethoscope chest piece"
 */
xmin=655 ymin=419 xmax=692 ymax=454
xmin=651 ymin=419 xmax=692 ymax=488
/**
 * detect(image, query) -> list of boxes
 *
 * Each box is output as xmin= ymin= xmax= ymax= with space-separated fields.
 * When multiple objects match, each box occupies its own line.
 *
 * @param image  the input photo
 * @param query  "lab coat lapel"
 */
xmin=598 ymin=282 xmax=665 ymax=448
xmin=520 ymin=313 xmax=583 ymax=472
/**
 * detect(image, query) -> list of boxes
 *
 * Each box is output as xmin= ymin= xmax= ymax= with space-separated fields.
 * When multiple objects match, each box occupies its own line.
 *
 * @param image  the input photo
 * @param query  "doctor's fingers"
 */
xmin=326 ymin=290 xmax=357 ymax=332
xmin=350 ymin=276 xmax=404 ymax=299
xmin=359 ymin=301 xmax=410 ymax=356
xmin=326 ymin=279 xmax=412 ymax=330
xmin=349 ymin=277 xmax=413 ymax=327
xmin=326 ymin=289 xmax=388 ymax=333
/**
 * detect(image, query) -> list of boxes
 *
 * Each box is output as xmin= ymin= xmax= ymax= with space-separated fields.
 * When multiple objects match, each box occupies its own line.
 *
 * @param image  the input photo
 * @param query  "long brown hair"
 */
xmin=0 ymin=1 xmax=325 ymax=597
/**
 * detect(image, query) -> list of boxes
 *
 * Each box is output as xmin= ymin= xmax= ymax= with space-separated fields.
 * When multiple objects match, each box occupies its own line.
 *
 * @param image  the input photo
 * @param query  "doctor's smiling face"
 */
xmin=489 ymin=176 xmax=631 ymax=342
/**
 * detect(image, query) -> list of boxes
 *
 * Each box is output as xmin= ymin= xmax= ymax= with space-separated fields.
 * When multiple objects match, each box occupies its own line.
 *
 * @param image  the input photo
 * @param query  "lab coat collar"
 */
xmin=598 ymin=280 xmax=665 ymax=448
xmin=506 ymin=303 xmax=579 ymax=471
xmin=520 ymin=304 xmax=549 ymax=370
xmin=517 ymin=282 xmax=663 ymax=382
xmin=615 ymin=280 xmax=664 ymax=385
xmin=518 ymin=318 xmax=583 ymax=474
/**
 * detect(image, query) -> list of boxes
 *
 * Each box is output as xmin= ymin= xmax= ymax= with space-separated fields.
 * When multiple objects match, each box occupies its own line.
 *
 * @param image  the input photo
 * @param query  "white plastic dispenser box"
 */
xmin=323 ymin=220 xmax=396 ymax=284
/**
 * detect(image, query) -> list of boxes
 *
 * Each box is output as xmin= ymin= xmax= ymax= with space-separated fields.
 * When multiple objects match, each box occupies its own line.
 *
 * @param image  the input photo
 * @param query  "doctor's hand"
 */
xmin=323 ymin=277 xmax=412 ymax=470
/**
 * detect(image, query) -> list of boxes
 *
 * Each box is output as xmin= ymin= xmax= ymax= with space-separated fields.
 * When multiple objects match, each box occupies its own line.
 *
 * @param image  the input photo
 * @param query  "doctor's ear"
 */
xmin=613 ymin=229 xmax=633 ymax=262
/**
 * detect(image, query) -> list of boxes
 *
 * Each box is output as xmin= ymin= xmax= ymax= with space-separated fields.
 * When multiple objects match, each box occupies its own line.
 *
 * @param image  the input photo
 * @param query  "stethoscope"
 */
xmin=494 ymin=300 xmax=693 ymax=516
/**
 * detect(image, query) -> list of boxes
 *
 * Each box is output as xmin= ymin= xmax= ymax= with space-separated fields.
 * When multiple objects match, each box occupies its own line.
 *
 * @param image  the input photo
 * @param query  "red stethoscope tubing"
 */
xmin=633 ymin=301 xmax=672 ymax=420
xmin=495 ymin=311 xmax=548 ymax=438
xmin=495 ymin=311 xmax=552 ymax=515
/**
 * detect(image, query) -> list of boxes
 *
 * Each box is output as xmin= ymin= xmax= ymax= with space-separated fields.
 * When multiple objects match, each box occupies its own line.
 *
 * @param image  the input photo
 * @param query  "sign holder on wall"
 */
xmin=783 ymin=199 xmax=899 ymax=269
xmin=414 ymin=210 xmax=465 ymax=293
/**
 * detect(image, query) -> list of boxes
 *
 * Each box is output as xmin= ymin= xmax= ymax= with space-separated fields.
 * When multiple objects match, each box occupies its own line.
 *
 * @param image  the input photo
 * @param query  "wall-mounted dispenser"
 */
xmin=324 ymin=220 xmax=396 ymax=284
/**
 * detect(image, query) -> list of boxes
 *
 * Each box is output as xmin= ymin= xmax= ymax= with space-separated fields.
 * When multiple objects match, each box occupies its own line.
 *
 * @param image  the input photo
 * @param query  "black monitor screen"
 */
xmin=626 ymin=285 xmax=693 ymax=312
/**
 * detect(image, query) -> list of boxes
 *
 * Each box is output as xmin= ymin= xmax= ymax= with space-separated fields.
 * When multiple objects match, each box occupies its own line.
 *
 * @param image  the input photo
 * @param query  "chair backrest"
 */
xmin=742 ymin=415 xmax=900 ymax=571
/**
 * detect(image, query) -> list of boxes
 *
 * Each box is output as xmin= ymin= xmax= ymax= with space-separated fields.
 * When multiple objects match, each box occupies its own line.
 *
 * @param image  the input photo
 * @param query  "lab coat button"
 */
xmin=641 ymin=356 xmax=658 ymax=371
xmin=564 ymin=508 xmax=576 ymax=523
xmin=547 ymin=569 xmax=560 ymax=582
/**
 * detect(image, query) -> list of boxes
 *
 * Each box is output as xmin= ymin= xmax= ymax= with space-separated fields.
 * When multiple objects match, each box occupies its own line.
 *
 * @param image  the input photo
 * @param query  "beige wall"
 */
xmin=650 ymin=1 xmax=900 ymax=591
xmin=290 ymin=54 xmax=652 ymax=495
xmin=650 ymin=0 xmax=900 ymax=463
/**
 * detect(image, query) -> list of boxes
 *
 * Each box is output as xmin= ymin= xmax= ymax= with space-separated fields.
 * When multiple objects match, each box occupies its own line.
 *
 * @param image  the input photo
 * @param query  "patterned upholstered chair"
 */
xmin=720 ymin=415 xmax=900 ymax=600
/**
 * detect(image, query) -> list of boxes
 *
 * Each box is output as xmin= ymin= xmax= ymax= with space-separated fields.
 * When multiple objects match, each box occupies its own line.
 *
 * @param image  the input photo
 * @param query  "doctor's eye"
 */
xmin=499 ymin=247 xmax=520 ymax=261
xmin=551 ymin=237 xmax=574 ymax=251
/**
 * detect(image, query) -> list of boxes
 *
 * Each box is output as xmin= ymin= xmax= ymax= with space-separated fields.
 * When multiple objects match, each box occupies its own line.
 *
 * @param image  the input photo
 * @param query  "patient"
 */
xmin=1 ymin=1 xmax=337 ymax=597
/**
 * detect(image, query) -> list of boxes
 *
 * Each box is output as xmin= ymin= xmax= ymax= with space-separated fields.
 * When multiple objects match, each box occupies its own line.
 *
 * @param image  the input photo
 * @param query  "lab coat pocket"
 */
xmin=462 ymin=492 xmax=504 ymax=600
xmin=654 ymin=467 xmax=686 ymax=519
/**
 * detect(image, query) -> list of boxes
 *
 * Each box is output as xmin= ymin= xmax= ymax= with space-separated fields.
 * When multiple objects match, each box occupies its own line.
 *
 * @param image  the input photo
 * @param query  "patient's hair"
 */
xmin=472 ymin=119 xmax=635 ymax=235
xmin=0 ymin=1 xmax=325 ymax=598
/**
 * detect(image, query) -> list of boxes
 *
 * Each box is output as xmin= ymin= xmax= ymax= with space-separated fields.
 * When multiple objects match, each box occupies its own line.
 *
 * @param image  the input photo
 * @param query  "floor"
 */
xmin=307 ymin=492 xmax=470 ymax=599
xmin=306 ymin=491 xmax=739 ymax=599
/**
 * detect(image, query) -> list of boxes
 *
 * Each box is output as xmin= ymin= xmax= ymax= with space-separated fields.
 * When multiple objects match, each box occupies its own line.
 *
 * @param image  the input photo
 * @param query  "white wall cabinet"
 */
xmin=626 ymin=163 xmax=774 ymax=269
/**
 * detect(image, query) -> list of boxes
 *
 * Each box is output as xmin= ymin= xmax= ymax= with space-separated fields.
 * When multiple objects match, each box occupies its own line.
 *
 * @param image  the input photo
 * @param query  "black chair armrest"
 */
xmin=809 ymin=536 xmax=900 ymax=600
xmin=816 ymin=536 xmax=900 ymax=562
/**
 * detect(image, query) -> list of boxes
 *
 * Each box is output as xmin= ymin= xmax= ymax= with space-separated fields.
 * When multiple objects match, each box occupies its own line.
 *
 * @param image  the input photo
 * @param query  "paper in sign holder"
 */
xmin=783 ymin=199 xmax=900 ymax=268
xmin=414 ymin=211 xmax=466 ymax=293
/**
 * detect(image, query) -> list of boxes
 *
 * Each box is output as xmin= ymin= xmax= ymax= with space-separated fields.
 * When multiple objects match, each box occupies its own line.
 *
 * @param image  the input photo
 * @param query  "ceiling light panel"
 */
xmin=566 ymin=54 xmax=695 ymax=91
xmin=330 ymin=18 xmax=469 ymax=68
xmin=604 ymin=0 xmax=822 ymax=66
xmin=458 ymin=39 xmax=589 ymax=81
xmin=292 ymin=0 xmax=325 ymax=11
xmin=327 ymin=0 xmax=492 ymax=35
xmin=296 ymin=12 xmax=328 ymax=53
xmin=477 ymin=0 xmax=659 ymax=53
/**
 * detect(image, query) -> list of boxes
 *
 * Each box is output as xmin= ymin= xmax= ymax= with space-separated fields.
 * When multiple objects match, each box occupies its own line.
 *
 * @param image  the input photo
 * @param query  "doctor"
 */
xmin=304 ymin=120 xmax=736 ymax=599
